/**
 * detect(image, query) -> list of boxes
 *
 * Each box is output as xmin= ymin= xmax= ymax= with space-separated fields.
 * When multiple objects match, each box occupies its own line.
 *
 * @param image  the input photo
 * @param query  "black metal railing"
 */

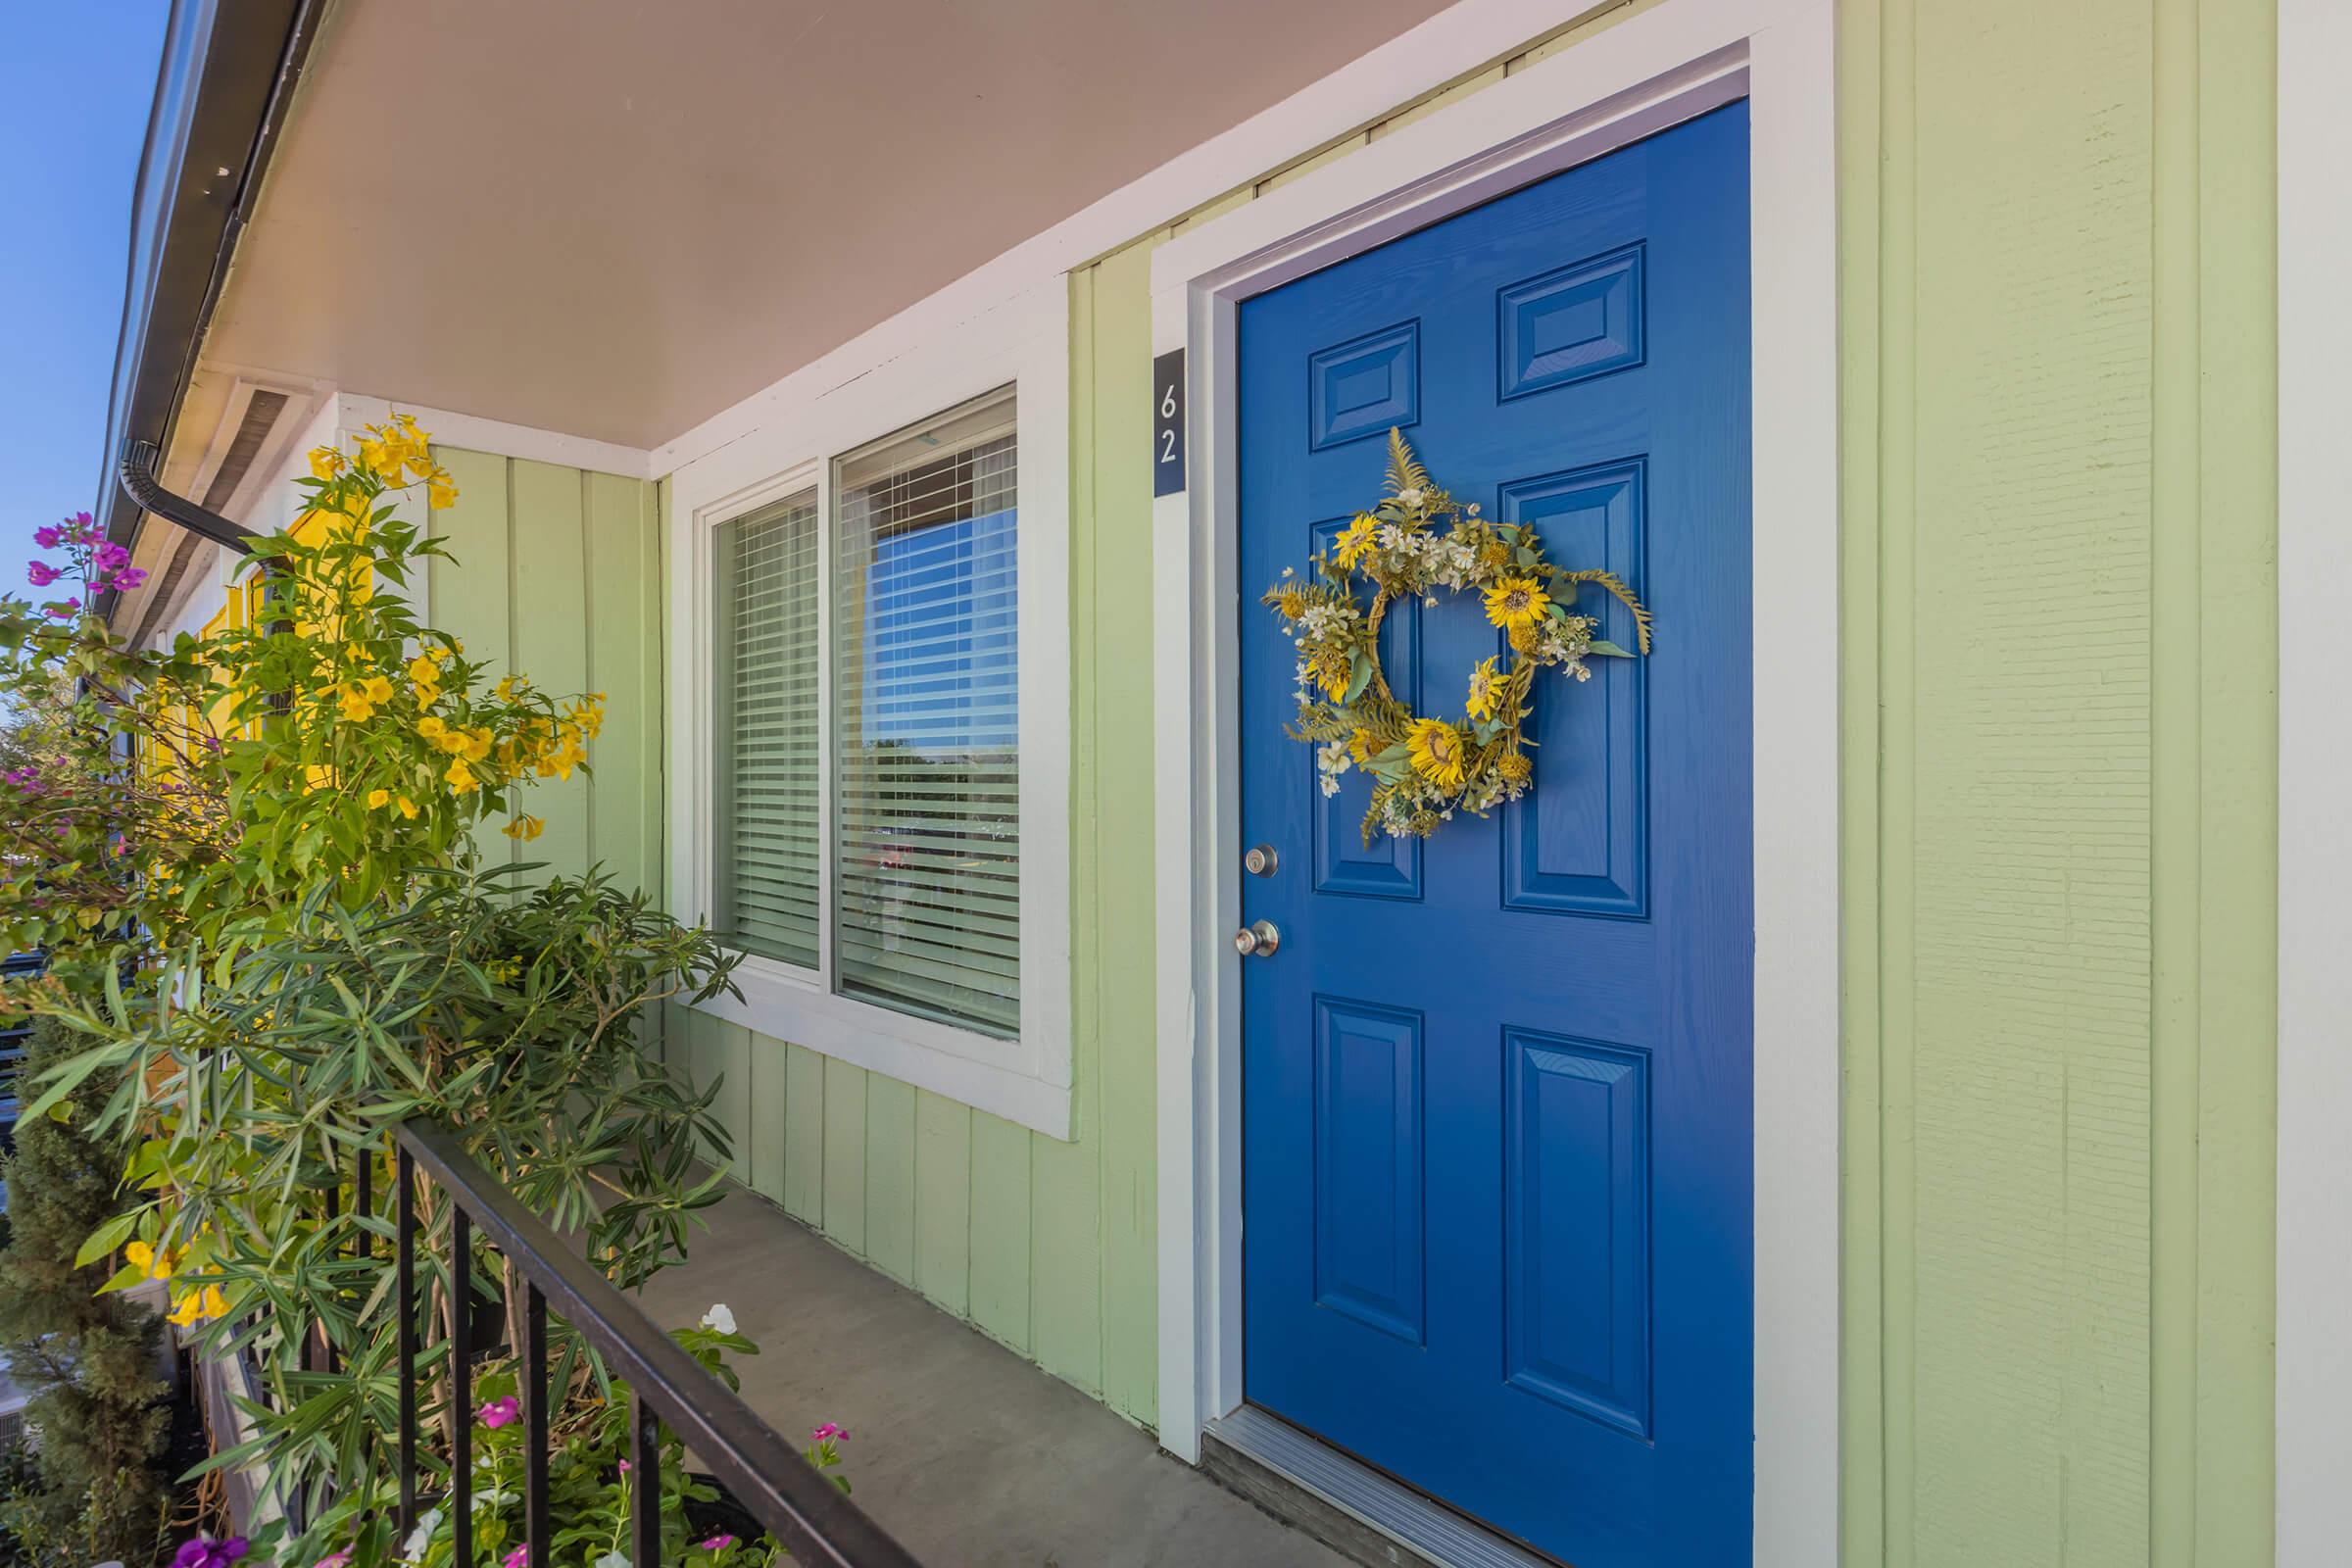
xmin=382 ymin=1118 xmax=924 ymax=1568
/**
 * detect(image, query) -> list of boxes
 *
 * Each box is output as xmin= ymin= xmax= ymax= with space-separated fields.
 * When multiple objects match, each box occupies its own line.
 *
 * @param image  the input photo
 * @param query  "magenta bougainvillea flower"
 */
xmin=26 ymin=509 xmax=147 ymax=606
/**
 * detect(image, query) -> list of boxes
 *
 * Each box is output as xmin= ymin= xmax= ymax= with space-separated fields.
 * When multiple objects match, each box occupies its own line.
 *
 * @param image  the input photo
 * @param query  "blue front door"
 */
xmin=1238 ymin=104 xmax=1752 ymax=1566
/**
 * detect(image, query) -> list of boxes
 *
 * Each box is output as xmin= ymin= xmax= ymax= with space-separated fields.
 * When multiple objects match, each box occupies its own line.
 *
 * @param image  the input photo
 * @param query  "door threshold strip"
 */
xmin=1200 ymin=1405 xmax=1557 ymax=1568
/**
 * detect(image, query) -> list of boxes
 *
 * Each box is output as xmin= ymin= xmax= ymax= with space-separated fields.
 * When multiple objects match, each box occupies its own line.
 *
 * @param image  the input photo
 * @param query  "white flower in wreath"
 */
xmin=1316 ymin=740 xmax=1352 ymax=797
xmin=1397 ymin=486 xmax=1424 ymax=508
xmin=702 ymin=1302 xmax=737 ymax=1336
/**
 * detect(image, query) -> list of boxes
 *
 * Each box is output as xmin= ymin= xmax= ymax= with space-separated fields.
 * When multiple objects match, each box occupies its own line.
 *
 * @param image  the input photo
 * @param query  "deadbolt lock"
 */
xmin=1244 ymin=844 xmax=1280 ymax=877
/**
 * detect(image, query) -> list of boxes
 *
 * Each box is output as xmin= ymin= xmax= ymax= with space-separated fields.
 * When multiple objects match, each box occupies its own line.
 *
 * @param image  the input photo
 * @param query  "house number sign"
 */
xmin=1152 ymin=348 xmax=1187 ymax=498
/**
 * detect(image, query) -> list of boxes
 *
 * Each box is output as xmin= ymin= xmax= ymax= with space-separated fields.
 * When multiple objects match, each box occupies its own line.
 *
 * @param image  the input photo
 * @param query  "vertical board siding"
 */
xmin=507 ymin=462 xmax=593 ymax=883
xmin=821 ymin=1058 xmax=869 ymax=1256
xmin=783 ymin=1044 xmax=827 ymax=1224
xmin=863 ymin=1073 xmax=919 ymax=1286
xmin=427 ymin=448 xmax=664 ymax=898
xmin=1914 ymin=3 xmax=2155 ymax=1559
xmin=1840 ymin=3 xmax=2277 ymax=1566
xmin=2183 ymin=6 xmax=2278 ymax=1559
xmin=912 ymin=1091 xmax=974 ymax=1317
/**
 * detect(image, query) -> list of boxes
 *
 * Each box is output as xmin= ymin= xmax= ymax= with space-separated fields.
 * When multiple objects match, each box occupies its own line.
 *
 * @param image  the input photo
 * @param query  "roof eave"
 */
xmin=94 ymin=0 xmax=320 ymax=615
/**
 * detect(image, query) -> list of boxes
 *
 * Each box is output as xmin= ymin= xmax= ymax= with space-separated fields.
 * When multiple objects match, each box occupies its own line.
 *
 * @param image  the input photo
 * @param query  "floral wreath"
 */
xmin=1263 ymin=429 xmax=1651 ymax=842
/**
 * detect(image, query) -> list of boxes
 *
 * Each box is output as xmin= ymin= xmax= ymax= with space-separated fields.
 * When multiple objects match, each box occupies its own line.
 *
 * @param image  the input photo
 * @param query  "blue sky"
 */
xmin=0 ymin=4 xmax=170 ymax=571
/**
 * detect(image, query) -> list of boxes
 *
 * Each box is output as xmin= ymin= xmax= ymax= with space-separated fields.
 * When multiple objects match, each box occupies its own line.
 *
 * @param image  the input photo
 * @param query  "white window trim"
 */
xmin=2278 ymin=0 xmax=2343 ymax=1558
xmin=666 ymin=279 xmax=1074 ymax=1141
xmin=1144 ymin=5 xmax=1838 ymax=1567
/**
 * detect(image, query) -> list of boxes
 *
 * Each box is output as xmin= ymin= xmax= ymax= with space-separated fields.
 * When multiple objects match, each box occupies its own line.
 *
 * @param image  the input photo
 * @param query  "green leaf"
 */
xmin=1587 ymin=639 xmax=1634 ymax=658
xmin=74 ymin=1208 xmax=143 ymax=1267
xmin=19 ymin=1043 xmax=121 ymax=1127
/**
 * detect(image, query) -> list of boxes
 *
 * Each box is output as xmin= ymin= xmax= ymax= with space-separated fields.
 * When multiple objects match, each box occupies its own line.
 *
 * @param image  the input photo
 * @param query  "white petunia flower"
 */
xmin=702 ymin=1303 xmax=736 ymax=1336
xmin=595 ymin=1555 xmax=631 ymax=1568
xmin=403 ymin=1507 xmax=445 ymax=1561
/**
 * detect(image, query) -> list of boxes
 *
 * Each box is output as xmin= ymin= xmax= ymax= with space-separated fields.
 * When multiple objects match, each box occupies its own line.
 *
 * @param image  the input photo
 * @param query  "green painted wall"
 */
xmin=425 ymin=448 xmax=666 ymax=892
xmin=643 ymin=0 xmax=2283 ymax=1554
xmin=1838 ymin=1 xmax=2277 ymax=1564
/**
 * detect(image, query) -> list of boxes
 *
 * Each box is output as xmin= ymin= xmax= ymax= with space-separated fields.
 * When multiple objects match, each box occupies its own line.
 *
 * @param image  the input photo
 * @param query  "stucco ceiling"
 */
xmin=202 ymin=0 xmax=1458 ymax=451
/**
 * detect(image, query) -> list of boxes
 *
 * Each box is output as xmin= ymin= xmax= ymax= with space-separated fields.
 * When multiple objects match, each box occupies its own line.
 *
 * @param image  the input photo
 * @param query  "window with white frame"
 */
xmin=709 ymin=386 xmax=1021 ymax=1039
xmin=674 ymin=275 xmax=1067 ymax=1136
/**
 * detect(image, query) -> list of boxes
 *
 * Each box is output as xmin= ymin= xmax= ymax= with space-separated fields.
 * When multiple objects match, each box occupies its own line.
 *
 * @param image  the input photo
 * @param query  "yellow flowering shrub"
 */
xmin=0 ymin=415 xmax=606 ymax=976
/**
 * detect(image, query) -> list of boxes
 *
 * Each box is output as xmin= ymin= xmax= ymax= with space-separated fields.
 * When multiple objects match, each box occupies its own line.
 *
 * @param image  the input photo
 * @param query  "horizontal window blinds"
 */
xmin=712 ymin=488 xmax=821 ymax=968
xmin=833 ymin=387 xmax=1019 ymax=1037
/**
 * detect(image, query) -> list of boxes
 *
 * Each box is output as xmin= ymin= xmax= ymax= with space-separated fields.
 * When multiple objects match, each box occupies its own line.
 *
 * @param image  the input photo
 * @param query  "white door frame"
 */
xmin=1146 ymin=1 xmax=1839 ymax=1562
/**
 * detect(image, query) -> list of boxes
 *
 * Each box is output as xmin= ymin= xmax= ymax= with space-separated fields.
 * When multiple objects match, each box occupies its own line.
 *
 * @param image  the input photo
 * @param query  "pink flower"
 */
xmin=92 ymin=540 xmax=129 ymax=572
xmin=111 ymin=566 xmax=148 ymax=592
xmin=617 ymin=1459 xmax=631 ymax=1473
xmin=172 ymin=1538 xmax=250 ymax=1568
xmin=25 ymin=562 xmax=57 ymax=587
xmin=477 ymin=1395 xmax=519 ymax=1428
xmin=316 ymin=1552 xmax=353 ymax=1568
xmin=31 ymin=527 xmax=60 ymax=551
xmin=65 ymin=512 xmax=92 ymax=539
xmin=810 ymin=1422 xmax=848 ymax=1444
xmin=699 ymin=1537 xmax=737 ymax=1552
xmin=41 ymin=599 xmax=77 ymax=619
xmin=503 ymin=1548 xmax=528 ymax=1568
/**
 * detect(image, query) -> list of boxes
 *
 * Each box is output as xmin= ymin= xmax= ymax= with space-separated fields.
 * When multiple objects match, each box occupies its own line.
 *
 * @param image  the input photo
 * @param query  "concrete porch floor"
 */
xmin=636 ymin=1187 xmax=1350 ymax=1568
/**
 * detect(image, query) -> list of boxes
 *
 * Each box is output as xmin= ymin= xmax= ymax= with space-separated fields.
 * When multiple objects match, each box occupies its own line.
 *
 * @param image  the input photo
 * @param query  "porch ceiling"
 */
xmin=201 ymin=0 xmax=1456 ymax=451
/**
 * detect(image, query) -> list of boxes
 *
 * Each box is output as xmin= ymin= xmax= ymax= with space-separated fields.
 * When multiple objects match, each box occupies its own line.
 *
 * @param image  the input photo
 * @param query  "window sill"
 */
xmin=689 ymin=954 xmax=1073 ymax=1141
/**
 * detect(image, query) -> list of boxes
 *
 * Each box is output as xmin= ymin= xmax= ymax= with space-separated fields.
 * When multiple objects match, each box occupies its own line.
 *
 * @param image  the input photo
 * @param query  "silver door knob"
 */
xmin=1244 ymin=844 xmax=1280 ymax=877
xmin=1234 ymin=920 xmax=1282 ymax=957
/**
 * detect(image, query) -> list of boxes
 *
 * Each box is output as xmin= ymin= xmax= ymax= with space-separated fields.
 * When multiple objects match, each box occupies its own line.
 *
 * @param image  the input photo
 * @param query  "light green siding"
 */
xmin=425 ymin=448 xmax=665 ymax=892
xmin=649 ymin=0 xmax=2282 ymax=1551
xmin=1839 ymin=0 xmax=2276 ymax=1563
